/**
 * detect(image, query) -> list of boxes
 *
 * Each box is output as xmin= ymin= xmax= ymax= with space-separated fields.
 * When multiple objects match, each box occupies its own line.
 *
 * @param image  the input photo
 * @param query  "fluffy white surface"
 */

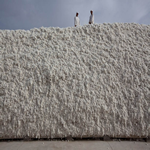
xmin=0 ymin=23 xmax=150 ymax=139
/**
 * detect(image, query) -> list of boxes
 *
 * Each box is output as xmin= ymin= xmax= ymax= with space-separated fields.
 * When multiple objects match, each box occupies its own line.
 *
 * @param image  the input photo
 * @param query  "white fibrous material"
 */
xmin=0 ymin=23 xmax=150 ymax=139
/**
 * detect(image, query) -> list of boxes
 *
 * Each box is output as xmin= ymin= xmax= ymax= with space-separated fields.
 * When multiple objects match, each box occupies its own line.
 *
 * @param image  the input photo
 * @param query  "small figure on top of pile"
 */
xmin=74 ymin=12 xmax=80 ymax=27
xmin=89 ymin=10 xmax=94 ymax=24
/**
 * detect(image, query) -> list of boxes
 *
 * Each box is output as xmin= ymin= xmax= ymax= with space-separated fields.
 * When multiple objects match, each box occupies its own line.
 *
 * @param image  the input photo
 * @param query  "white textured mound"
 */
xmin=0 ymin=23 xmax=150 ymax=139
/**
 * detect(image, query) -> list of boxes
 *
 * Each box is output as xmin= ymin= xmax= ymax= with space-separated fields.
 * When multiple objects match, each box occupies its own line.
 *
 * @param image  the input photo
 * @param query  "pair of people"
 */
xmin=74 ymin=10 xmax=94 ymax=27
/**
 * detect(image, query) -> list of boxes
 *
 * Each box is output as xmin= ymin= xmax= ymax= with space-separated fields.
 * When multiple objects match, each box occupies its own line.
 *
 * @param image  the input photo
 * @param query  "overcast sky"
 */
xmin=0 ymin=0 xmax=150 ymax=30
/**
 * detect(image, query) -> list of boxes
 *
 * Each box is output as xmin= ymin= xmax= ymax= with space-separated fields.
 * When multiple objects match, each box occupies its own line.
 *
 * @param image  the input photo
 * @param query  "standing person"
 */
xmin=89 ymin=10 xmax=94 ymax=24
xmin=74 ymin=12 xmax=80 ymax=27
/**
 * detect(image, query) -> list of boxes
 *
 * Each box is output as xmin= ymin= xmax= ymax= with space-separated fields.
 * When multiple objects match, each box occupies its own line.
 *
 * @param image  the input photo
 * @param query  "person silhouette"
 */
xmin=89 ymin=10 xmax=94 ymax=24
xmin=74 ymin=12 xmax=80 ymax=27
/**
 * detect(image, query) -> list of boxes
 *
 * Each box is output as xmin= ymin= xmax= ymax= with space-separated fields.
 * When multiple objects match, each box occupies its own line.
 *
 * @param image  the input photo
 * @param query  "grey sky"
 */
xmin=0 ymin=0 xmax=150 ymax=30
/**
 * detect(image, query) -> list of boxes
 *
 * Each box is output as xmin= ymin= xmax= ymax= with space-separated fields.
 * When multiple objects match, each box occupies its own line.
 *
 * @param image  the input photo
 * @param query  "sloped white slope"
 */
xmin=0 ymin=23 xmax=150 ymax=139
